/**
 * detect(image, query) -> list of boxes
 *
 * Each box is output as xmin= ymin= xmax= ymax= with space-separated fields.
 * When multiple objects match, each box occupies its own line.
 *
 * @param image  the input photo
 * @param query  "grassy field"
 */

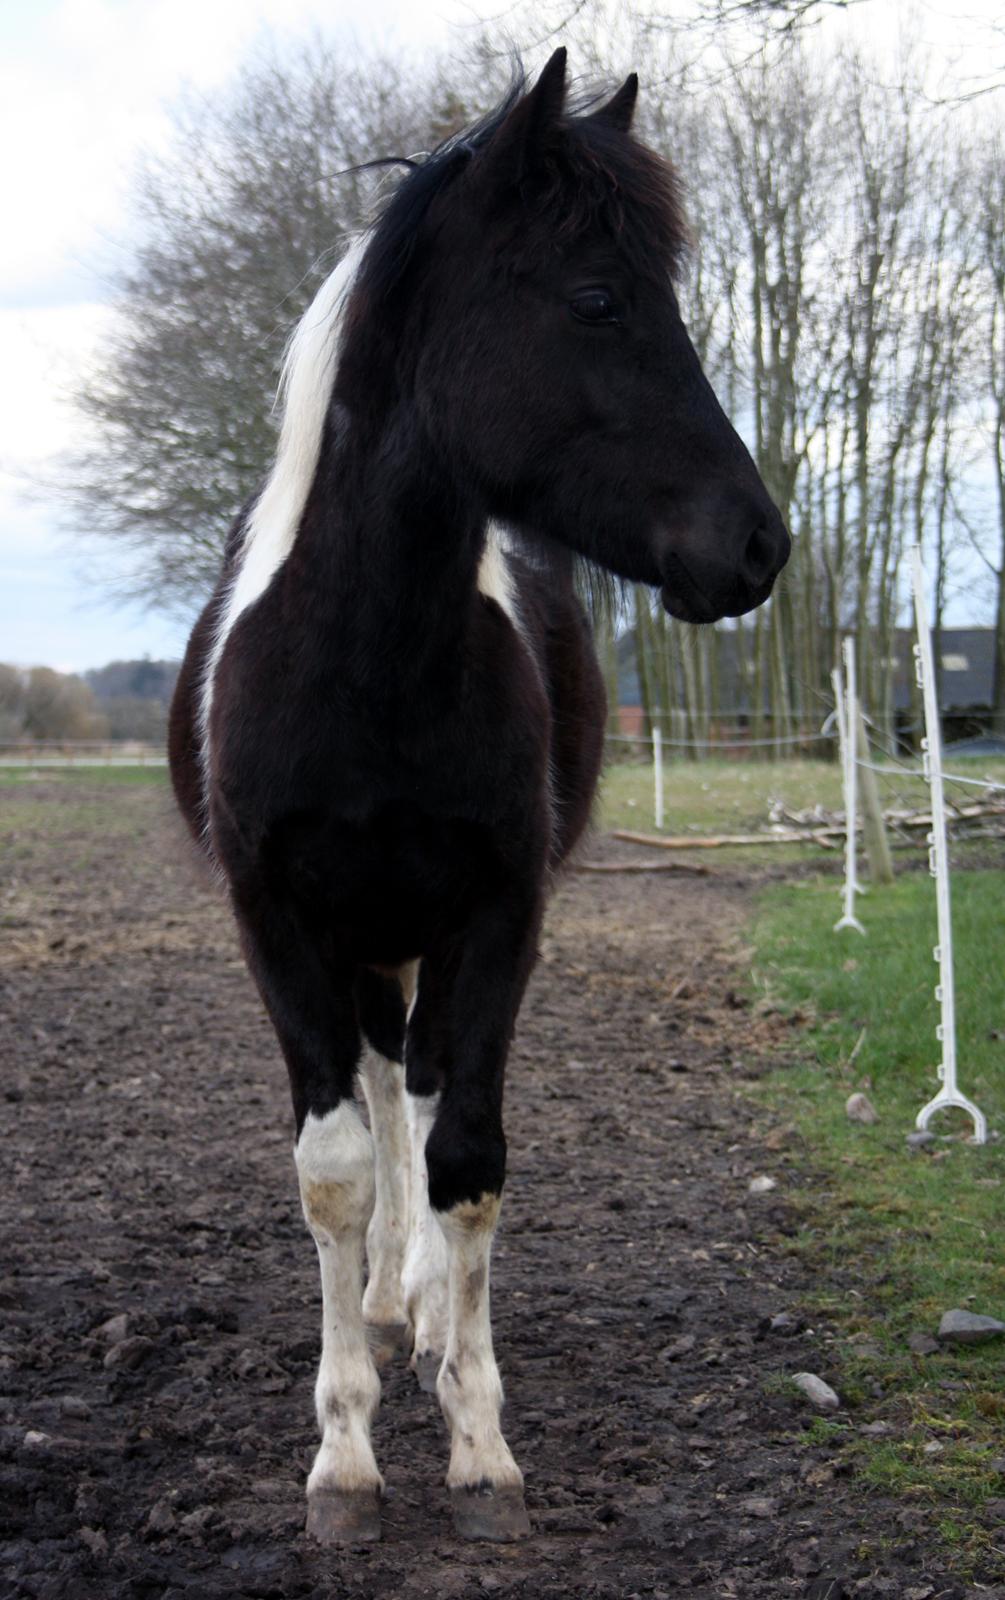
xmin=752 ymin=872 xmax=1005 ymax=1572
xmin=4 ymin=752 xmax=1004 ymax=835
xmin=0 ymin=766 xmax=169 ymax=877
xmin=599 ymin=753 xmax=1005 ymax=838
xmin=0 ymin=764 xmax=165 ymax=782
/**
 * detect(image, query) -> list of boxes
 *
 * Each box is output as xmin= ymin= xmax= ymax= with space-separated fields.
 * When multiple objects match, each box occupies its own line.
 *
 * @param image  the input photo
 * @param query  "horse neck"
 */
xmin=286 ymin=403 xmax=487 ymax=698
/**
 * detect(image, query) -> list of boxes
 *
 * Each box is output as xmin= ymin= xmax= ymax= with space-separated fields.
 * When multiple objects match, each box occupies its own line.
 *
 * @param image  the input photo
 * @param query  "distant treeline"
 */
xmin=0 ymin=660 xmax=179 ymax=742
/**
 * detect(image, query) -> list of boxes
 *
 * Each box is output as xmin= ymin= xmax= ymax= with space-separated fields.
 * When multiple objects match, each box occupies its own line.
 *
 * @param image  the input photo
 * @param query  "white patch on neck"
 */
xmin=478 ymin=521 xmax=556 ymax=850
xmin=477 ymin=522 xmax=523 ymax=634
xmin=199 ymin=238 xmax=366 ymax=775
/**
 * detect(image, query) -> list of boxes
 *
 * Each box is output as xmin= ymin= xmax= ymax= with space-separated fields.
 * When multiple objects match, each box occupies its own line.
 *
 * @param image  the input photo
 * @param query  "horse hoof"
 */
xmin=306 ymin=1486 xmax=381 ymax=1544
xmin=366 ymin=1320 xmax=411 ymax=1365
xmin=412 ymin=1350 xmax=443 ymax=1394
xmin=450 ymin=1483 xmax=531 ymax=1542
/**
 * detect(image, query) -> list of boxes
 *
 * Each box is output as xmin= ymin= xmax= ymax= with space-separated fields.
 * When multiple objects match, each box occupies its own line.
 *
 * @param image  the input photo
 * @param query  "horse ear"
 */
xmin=527 ymin=47 xmax=569 ymax=130
xmin=482 ymin=48 xmax=568 ymax=187
xmin=588 ymin=73 xmax=639 ymax=133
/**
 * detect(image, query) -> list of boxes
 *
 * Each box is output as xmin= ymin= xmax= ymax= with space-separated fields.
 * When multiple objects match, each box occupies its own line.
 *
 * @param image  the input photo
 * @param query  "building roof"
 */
xmin=889 ymin=627 xmax=994 ymax=711
xmin=614 ymin=625 xmax=996 ymax=712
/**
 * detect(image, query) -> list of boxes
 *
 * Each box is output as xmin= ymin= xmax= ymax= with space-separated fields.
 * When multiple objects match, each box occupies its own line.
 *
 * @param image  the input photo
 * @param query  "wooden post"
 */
xmin=855 ymin=706 xmax=894 ymax=885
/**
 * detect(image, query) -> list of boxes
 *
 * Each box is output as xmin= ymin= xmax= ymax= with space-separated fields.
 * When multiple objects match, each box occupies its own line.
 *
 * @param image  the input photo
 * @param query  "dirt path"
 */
xmin=0 ymin=781 xmax=974 ymax=1599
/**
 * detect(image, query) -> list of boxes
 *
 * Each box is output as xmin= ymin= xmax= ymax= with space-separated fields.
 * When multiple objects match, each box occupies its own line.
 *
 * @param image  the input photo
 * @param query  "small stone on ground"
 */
xmin=907 ymin=1332 xmax=940 ymax=1356
xmin=748 ymin=1174 xmax=777 ymax=1195
xmin=793 ymin=1373 xmax=841 ymax=1411
xmin=906 ymin=1131 xmax=936 ymax=1151
xmin=938 ymin=1309 xmax=1005 ymax=1344
xmin=845 ymin=1092 xmax=878 ymax=1124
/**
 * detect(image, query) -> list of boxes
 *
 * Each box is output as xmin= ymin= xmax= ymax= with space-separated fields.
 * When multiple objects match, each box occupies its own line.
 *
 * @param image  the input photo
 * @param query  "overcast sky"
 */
xmin=1 ymin=0 xmax=1002 ymax=673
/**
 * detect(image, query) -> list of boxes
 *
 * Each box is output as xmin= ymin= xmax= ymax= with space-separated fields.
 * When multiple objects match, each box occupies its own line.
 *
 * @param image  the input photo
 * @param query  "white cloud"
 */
xmin=0 ymin=302 xmax=109 ymax=464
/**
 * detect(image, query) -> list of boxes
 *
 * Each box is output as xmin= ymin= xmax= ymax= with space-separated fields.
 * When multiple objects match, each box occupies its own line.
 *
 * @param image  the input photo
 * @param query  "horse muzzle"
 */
xmin=657 ymin=492 xmax=790 ymax=624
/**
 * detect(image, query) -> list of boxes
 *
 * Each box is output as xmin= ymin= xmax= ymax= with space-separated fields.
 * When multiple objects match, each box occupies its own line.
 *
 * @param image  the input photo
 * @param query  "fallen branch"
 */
xmin=777 ymin=800 xmax=1005 ymax=830
xmin=611 ymin=816 xmax=1005 ymax=853
xmin=611 ymin=827 xmax=847 ymax=850
xmin=576 ymin=859 xmax=711 ymax=876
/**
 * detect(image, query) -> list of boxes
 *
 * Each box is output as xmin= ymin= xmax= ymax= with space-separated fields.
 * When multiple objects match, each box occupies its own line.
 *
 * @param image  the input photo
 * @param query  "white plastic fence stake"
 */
xmin=833 ymin=645 xmax=865 ymax=934
xmin=653 ymin=724 xmax=664 ymax=831
xmin=911 ymin=545 xmax=986 ymax=1144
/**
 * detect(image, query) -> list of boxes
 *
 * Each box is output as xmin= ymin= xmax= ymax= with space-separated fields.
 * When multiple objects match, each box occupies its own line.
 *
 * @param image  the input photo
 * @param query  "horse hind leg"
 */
xmin=400 ymin=960 xmax=451 ymax=1392
xmin=358 ymin=960 xmax=454 ymax=1392
xmin=402 ymin=1088 xmax=450 ymax=1391
xmin=355 ymin=965 xmax=414 ymax=1363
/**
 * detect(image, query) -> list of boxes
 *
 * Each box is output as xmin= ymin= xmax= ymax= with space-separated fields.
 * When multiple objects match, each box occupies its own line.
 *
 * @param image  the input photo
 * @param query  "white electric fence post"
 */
xmin=653 ymin=723 xmax=664 ymax=831
xmin=911 ymin=545 xmax=987 ymax=1143
xmin=833 ymin=642 xmax=865 ymax=933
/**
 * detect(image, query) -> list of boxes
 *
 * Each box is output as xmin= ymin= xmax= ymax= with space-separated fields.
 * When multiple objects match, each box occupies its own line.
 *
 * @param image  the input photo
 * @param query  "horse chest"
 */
xmin=214 ymin=580 xmax=550 ymax=815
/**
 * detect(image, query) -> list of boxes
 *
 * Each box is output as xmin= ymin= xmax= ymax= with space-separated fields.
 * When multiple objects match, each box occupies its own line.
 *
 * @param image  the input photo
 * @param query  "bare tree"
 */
xmin=977 ymin=134 xmax=1005 ymax=731
xmin=0 ymin=665 xmax=25 ymax=741
xmin=67 ymin=41 xmax=476 ymax=613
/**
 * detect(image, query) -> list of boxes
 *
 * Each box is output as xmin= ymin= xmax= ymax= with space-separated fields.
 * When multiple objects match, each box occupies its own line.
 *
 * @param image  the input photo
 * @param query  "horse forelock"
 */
xmin=539 ymin=121 xmax=691 ymax=279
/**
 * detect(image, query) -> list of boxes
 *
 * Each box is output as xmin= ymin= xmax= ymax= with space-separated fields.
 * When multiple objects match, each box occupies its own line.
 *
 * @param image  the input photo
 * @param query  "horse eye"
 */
xmin=570 ymin=290 xmax=618 ymax=325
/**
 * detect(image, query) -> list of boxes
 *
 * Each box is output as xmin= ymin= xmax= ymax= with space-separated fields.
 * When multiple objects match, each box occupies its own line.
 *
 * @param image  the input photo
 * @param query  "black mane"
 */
xmin=356 ymin=69 xmax=690 ymax=314
xmin=355 ymin=74 xmax=528 ymax=310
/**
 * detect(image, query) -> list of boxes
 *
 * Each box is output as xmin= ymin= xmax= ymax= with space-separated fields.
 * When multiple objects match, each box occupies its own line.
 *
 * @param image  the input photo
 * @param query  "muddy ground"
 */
xmin=1 ymin=779 xmax=991 ymax=1599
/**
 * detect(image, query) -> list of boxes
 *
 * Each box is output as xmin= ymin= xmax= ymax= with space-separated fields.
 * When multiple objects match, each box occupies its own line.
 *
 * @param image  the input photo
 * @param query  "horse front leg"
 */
xmin=296 ymin=1104 xmax=382 ymax=1543
xmin=235 ymin=897 xmax=382 ymax=1544
xmin=420 ymin=893 xmax=542 ymax=1542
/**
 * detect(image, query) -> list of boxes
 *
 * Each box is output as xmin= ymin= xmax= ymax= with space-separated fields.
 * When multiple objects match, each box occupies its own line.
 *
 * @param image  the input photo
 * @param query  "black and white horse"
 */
xmin=169 ymin=51 xmax=789 ymax=1546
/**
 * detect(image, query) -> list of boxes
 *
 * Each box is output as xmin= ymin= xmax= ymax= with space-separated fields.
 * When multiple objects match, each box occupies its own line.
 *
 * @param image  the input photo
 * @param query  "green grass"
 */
xmin=0 ymin=765 xmax=166 ymax=786
xmin=751 ymin=869 xmax=1005 ymax=1574
xmin=0 ymin=768 xmax=168 ymax=874
xmin=600 ymin=755 xmax=1005 ymax=836
xmin=601 ymin=756 xmax=842 ymax=833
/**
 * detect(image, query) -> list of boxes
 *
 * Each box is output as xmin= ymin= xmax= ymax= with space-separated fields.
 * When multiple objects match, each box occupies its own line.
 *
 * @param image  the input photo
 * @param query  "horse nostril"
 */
xmin=742 ymin=522 xmax=780 ymax=588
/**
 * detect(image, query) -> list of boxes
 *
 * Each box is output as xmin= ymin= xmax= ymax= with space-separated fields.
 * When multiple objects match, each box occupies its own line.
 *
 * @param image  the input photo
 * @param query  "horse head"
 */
xmin=340 ymin=49 xmax=789 ymax=624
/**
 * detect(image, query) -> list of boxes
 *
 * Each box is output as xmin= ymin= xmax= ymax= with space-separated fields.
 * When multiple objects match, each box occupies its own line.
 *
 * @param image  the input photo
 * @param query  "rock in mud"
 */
xmin=143 ymin=1501 xmax=177 ymax=1538
xmin=793 ymin=1373 xmax=841 ymax=1411
xmin=103 ymin=1335 xmax=156 ymax=1370
xmin=661 ymin=1334 xmax=696 ymax=1360
xmin=93 ymin=1313 xmax=130 ymax=1345
xmin=748 ymin=1174 xmax=777 ymax=1195
xmin=767 ymin=1312 xmax=802 ymax=1336
xmin=59 ymin=1395 xmax=92 ymax=1419
xmin=737 ymin=1496 xmax=779 ymax=1518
